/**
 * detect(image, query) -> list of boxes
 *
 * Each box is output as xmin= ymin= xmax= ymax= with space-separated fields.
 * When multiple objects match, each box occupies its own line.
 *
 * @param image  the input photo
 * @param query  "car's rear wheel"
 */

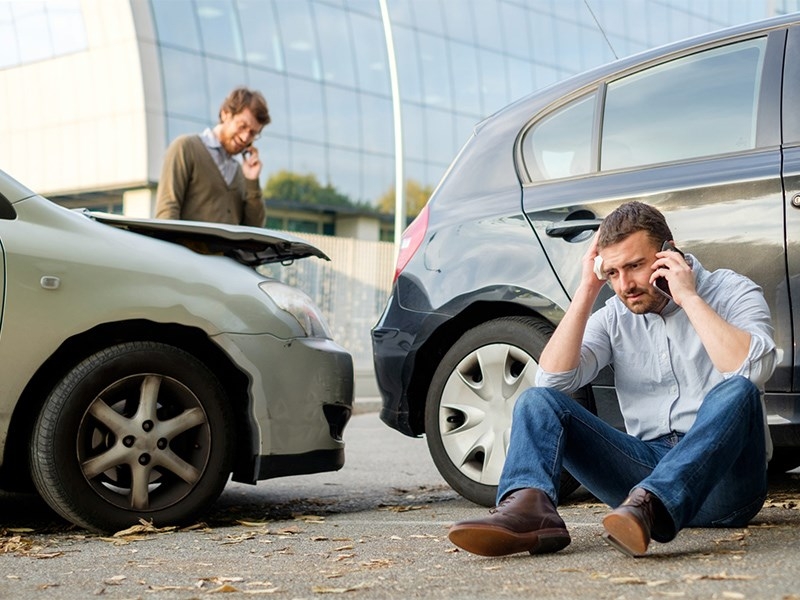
xmin=425 ymin=316 xmax=590 ymax=507
xmin=30 ymin=341 xmax=234 ymax=532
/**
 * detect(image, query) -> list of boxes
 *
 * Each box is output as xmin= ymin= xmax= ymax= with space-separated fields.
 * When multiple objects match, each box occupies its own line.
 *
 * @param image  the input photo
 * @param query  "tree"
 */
xmin=377 ymin=180 xmax=434 ymax=217
xmin=263 ymin=170 xmax=355 ymax=207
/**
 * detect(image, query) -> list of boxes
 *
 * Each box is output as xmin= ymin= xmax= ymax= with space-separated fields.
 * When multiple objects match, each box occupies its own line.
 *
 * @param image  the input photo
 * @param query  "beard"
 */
xmin=217 ymin=126 xmax=248 ymax=156
xmin=220 ymin=135 xmax=247 ymax=156
xmin=621 ymin=286 xmax=668 ymax=314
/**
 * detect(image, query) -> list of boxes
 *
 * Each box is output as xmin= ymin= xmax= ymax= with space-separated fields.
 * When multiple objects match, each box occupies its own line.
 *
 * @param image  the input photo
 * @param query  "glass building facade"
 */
xmin=2 ymin=0 xmax=800 ymax=234
xmin=142 ymin=0 xmax=800 ymax=212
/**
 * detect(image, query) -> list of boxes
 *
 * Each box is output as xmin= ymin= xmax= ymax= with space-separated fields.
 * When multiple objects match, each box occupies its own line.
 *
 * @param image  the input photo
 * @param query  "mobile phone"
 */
xmin=242 ymin=146 xmax=252 ymax=160
xmin=653 ymin=240 xmax=684 ymax=299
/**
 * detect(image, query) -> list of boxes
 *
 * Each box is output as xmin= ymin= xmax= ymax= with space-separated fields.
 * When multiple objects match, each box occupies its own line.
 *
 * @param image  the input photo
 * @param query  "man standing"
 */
xmin=448 ymin=201 xmax=776 ymax=558
xmin=156 ymin=87 xmax=270 ymax=226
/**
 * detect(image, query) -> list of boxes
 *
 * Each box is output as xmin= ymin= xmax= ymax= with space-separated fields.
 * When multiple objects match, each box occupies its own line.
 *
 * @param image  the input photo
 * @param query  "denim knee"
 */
xmin=714 ymin=375 xmax=759 ymax=402
xmin=703 ymin=376 xmax=761 ymax=418
xmin=512 ymin=387 xmax=569 ymax=420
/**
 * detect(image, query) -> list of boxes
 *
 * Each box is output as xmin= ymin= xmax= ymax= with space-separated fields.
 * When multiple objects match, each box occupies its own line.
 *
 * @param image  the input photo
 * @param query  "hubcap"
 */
xmin=438 ymin=343 xmax=538 ymax=485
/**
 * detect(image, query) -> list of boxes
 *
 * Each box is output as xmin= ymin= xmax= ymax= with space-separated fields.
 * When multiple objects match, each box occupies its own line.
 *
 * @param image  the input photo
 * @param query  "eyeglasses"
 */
xmin=232 ymin=118 xmax=262 ymax=141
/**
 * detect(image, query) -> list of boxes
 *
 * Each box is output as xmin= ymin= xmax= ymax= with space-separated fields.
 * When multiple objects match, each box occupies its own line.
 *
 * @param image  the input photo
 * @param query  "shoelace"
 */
xmin=489 ymin=495 xmax=516 ymax=514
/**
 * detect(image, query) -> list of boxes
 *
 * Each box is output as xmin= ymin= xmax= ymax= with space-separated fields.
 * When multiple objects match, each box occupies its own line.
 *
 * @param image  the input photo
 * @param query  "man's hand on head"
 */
xmin=581 ymin=232 xmax=608 ymax=298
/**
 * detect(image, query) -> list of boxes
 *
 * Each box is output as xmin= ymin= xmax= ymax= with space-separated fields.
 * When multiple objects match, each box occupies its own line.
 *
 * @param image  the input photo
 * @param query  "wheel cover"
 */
xmin=438 ymin=343 xmax=538 ymax=485
xmin=77 ymin=374 xmax=211 ymax=512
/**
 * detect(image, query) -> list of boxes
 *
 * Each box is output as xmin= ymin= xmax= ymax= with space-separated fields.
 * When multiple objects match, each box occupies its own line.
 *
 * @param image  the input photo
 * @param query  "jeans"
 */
xmin=498 ymin=376 xmax=768 ymax=542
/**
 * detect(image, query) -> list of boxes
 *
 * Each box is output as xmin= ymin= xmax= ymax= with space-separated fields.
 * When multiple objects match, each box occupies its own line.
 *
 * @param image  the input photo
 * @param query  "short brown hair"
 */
xmin=597 ymin=201 xmax=673 ymax=250
xmin=219 ymin=87 xmax=271 ymax=126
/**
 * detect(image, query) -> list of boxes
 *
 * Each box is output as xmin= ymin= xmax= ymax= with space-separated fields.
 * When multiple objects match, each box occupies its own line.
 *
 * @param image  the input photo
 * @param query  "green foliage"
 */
xmin=264 ymin=170 xmax=357 ymax=207
xmin=377 ymin=180 xmax=433 ymax=218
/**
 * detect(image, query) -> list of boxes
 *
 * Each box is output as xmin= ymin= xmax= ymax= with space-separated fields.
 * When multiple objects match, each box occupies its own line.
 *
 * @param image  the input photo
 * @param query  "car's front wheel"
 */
xmin=425 ymin=316 xmax=590 ymax=507
xmin=30 ymin=341 xmax=235 ymax=532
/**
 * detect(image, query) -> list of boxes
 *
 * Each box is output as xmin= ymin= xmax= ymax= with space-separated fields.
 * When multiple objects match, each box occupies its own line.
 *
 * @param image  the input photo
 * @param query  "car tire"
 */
xmin=29 ymin=341 xmax=235 ymax=532
xmin=425 ymin=316 xmax=590 ymax=507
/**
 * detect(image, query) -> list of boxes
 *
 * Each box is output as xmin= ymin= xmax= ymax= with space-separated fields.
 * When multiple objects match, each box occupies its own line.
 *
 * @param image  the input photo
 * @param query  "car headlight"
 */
xmin=258 ymin=280 xmax=332 ymax=339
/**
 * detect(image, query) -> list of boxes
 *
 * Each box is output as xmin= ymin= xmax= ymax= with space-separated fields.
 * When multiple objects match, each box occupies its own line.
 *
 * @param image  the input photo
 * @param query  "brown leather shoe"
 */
xmin=602 ymin=488 xmax=658 ymax=557
xmin=447 ymin=488 xmax=571 ymax=556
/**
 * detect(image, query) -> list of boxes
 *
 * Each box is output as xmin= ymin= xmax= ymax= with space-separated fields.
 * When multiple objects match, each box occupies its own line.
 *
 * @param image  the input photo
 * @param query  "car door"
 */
xmin=520 ymin=28 xmax=792 ymax=393
xmin=780 ymin=25 xmax=800 ymax=394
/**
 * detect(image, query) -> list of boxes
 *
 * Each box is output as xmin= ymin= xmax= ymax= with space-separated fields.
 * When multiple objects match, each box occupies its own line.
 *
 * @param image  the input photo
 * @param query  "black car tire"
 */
xmin=425 ymin=316 xmax=589 ymax=507
xmin=29 ymin=341 xmax=235 ymax=532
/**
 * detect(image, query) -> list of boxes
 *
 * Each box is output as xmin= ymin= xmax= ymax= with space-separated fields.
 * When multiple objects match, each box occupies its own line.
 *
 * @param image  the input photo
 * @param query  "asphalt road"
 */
xmin=1 ymin=409 xmax=799 ymax=599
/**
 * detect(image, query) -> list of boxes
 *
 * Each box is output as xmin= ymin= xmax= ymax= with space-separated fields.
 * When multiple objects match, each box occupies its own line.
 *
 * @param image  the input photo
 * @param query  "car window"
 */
xmin=602 ymin=37 xmax=767 ymax=171
xmin=522 ymin=92 xmax=596 ymax=181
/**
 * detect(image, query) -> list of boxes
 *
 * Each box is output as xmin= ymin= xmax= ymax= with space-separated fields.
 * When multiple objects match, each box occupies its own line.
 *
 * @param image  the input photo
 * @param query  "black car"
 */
xmin=372 ymin=14 xmax=800 ymax=507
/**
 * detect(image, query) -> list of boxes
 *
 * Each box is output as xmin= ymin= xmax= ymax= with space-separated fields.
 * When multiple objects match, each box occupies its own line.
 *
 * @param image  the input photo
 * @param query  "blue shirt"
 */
xmin=536 ymin=256 xmax=776 ymax=450
xmin=199 ymin=127 xmax=238 ymax=186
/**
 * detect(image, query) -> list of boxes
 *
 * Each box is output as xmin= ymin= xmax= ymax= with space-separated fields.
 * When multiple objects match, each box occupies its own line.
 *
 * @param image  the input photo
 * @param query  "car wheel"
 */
xmin=30 ymin=341 xmax=235 ymax=532
xmin=425 ymin=316 xmax=590 ymax=507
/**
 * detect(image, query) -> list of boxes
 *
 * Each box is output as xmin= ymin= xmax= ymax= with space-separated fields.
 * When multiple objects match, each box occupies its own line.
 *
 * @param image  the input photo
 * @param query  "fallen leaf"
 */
xmin=112 ymin=519 xmax=177 ymax=538
xmin=610 ymin=577 xmax=648 ymax=585
xmin=682 ymin=572 xmax=756 ymax=582
xmin=0 ymin=534 xmax=61 ymax=558
xmin=334 ymin=553 xmax=356 ymax=561
xmin=312 ymin=582 xmax=372 ymax=593
xmin=201 ymin=577 xmax=245 ymax=585
xmin=209 ymin=583 xmax=240 ymax=593
xmin=35 ymin=583 xmax=59 ymax=590
xmin=378 ymin=505 xmax=425 ymax=513
xmin=295 ymin=514 xmax=326 ymax=523
xmin=237 ymin=521 xmax=271 ymax=528
xmin=361 ymin=559 xmax=392 ymax=569
xmin=31 ymin=551 xmax=63 ymax=559
xmin=147 ymin=585 xmax=194 ymax=591
xmin=220 ymin=533 xmax=257 ymax=545
xmin=713 ymin=531 xmax=748 ymax=544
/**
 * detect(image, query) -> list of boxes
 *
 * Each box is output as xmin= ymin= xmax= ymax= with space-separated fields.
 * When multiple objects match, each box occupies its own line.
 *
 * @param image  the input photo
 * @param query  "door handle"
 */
xmin=545 ymin=218 xmax=603 ymax=238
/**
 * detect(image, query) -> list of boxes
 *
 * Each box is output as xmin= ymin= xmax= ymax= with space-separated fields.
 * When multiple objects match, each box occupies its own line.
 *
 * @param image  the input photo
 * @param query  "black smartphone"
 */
xmin=242 ymin=146 xmax=253 ymax=160
xmin=653 ymin=240 xmax=685 ymax=299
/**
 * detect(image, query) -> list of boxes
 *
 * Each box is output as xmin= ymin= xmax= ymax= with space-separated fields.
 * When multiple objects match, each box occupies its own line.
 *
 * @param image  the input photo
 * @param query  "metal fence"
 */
xmin=260 ymin=234 xmax=396 ymax=394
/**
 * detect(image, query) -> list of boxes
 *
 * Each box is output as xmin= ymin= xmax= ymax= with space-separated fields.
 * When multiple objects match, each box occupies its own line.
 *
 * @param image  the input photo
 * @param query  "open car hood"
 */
xmin=81 ymin=211 xmax=329 ymax=266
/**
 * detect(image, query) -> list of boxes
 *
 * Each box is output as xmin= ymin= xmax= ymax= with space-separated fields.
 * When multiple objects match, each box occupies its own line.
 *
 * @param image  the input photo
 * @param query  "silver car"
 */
xmin=0 ymin=169 xmax=353 ymax=532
